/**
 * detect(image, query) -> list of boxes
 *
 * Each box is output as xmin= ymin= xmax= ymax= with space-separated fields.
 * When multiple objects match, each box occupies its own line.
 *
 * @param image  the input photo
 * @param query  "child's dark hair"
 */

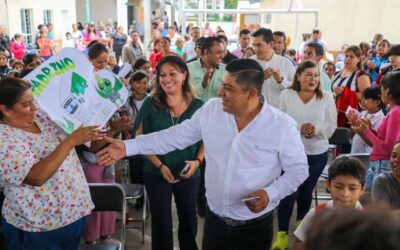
xmin=133 ymin=58 xmax=150 ymax=71
xmin=362 ymin=85 xmax=385 ymax=110
xmin=87 ymin=41 xmax=107 ymax=60
xmin=328 ymin=156 xmax=367 ymax=185
xmin=129 ymin=70 xmax=149 ymax=85
xmin=381 ymin=71 xmax=400 ymax=105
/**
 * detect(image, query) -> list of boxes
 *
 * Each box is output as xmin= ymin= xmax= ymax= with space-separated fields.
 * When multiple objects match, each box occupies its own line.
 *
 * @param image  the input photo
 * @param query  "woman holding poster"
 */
xmin=0 ymin=77 xmax=101 ymax=249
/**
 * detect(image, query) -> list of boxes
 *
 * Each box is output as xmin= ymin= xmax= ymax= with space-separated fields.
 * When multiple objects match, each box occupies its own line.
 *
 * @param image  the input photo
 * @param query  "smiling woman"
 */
xmin=131 ymin=55 xmax=205 ymax=250
xmin=0 ymin=77 xmax=99 ymax=249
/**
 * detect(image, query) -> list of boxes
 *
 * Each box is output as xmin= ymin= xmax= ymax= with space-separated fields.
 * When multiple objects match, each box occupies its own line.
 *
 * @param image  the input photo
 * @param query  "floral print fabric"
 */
xmin=0 ymin=110 xmax=93 ymax=232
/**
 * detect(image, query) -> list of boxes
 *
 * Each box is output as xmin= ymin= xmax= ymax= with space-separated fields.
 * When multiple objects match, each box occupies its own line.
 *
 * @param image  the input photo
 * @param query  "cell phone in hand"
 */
xmin=179 ymin=163 xmax=191 ymax=176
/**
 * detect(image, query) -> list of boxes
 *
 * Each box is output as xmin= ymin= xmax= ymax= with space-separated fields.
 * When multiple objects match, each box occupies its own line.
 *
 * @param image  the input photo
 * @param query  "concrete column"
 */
xmin=143 ymin=0 xmax=151 ymax=51
xmin=116 ymin=0 xmax=128 ymax=33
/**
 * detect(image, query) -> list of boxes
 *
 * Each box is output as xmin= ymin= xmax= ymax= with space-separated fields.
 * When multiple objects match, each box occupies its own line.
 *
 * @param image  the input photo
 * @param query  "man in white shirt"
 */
xmin=251 ymin=28 xmax=295 ymax=108
xmin=182 ymin=27 xmax=200 ymax=61
xmin=96 ymin=59 xmax=308 ymax=250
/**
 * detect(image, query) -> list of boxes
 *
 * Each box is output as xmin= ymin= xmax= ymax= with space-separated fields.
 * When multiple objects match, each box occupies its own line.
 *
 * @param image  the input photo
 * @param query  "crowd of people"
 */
xmin=0 ymin=15 xmax=400 ymax=250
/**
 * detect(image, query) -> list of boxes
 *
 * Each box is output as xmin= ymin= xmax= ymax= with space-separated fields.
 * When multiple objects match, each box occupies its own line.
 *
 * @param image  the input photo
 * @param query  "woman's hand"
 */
xmin=180 ymin=160 xmax=201 ymax=179
xmin=334 ymin=86 xmax=344 ymax=97
xmin=301 ymin=123 xmax=316 ymax=138
xmin=65 ymin=125 xmax=102 ymax=147
xmin=366 ymin=60 xmax=376 ymax=70
xmin=160 ymin=165 xmax=179 ymax=184
xmin=109 ymin=117 xmax=133 ymax=135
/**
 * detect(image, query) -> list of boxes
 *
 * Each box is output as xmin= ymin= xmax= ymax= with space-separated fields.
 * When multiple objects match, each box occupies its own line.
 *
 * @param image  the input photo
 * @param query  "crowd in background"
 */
xmin=0 ymin=13 xmax=400 ymax=250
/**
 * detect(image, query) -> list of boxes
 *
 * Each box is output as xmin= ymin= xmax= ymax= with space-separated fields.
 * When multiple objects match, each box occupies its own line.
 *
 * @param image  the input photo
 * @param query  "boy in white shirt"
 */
xmin=292 ymin=156 xmax=367 ymax=250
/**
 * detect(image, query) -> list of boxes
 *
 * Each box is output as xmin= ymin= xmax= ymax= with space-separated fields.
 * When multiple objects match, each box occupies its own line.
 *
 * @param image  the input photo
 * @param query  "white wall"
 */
xmin=261 ymin=0 xmax=400 ymax=51
xmin=7 ymin=0 xmax=76 ymax=42
xmin=75 ymin=0 xmax=118 ymax=25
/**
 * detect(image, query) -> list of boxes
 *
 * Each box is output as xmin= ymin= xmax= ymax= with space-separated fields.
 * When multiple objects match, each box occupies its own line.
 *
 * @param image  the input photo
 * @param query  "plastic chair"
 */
xmin=120 ymin=159 xmax=147 ymax=244
xmin=80 ymin=183 xmax=126 ymax=250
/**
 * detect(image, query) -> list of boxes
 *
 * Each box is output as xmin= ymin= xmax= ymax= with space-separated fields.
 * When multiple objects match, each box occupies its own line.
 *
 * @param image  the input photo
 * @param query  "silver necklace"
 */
xmin=169 ymin=99 xmax=184 ymax=126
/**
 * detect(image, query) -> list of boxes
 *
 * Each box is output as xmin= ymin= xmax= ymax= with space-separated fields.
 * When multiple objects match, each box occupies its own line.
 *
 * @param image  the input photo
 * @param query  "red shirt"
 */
xmin=10 ymin=41 xmax=26 ymax=59
xmin=37 ymin=38 xmax=52 ymax=57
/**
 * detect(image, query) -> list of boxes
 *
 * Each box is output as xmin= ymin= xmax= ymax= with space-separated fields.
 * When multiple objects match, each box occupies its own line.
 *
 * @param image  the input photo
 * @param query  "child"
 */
xmin=11 ymin=59 xmax=24 ymax=72
xmin=352 ymin=71 xmax=400 ymax=190
xmin=123 ymin=70 xmax=149 ymax=186
xmin=349 ymin=86 xmax=385 ymax=153
xmin=0 ymin=52 xmax=11 ymax=79
xmin=107 ymin=52 xmax=120 ymax=75
xmin=292 ymin=156 xmax=367 ymax=250
xmin=63 ymin=32 xmax=75 ymax=48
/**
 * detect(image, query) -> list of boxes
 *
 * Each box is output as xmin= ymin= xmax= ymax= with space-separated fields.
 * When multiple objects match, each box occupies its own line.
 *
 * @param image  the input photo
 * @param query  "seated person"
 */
xmin=292 ymin=156 xmax=367 ymax=250
xmin=372 ymin=140 xmax=400 ymax=209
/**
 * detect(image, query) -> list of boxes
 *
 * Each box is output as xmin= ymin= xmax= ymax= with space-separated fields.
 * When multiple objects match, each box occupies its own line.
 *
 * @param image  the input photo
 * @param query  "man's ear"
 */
xmin=247 ymin=87 xmax=258 ymax=100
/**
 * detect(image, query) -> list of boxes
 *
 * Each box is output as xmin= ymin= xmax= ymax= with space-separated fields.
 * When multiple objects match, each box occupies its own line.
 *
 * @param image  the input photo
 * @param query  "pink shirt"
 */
xmin=231 ymin=47 xmax=246 ymax=58
xmin=364 ymin=105 xmax=400 ymax=160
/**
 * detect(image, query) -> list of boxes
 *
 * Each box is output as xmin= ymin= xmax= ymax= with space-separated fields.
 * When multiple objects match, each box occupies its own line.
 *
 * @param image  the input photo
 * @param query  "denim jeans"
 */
xmin=366 ymin=160 xmax=391 ymax=191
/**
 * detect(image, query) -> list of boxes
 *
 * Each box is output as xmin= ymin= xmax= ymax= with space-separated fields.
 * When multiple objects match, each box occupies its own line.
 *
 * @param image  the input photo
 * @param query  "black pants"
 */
xmin=144 ymin=172 xmax=199 ymax=250
xmin=197 ymin=161 xmax=207 ymax=214
xmin=202 ymin=209 xmax=273 ymax=250
xmin=129 ymin=156 xmax=144 ymax=184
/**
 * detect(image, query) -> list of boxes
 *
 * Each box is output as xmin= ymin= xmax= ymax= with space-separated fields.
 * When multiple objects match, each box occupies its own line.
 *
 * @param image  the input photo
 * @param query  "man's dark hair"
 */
xmin=306 ymin=209 xmax=400 ymax=250
xmin=387 ymin=44 xmax=400 ymax=57
xmin=217 ymin=35 xmax=228 ymax=44
xmin=225 ymin=59 xmax=264 ymax=96
xmin=381 ymin=71 xmax=400 ymax=105
xmin=273 ymin=31 xmax=286 ymax=41
xmin=201 ymin=37 xmax=222 ymax=55
xmin=129 ymin=30 xmax=139 ymax=35
xmin=328 ymin=156 xmax=367 ymax=185
xmin=239 ymin=29 xmax=251 ymax=37
xmin=305 ymin=42 xmax=324 ymax=57
xmin=252 ymin=28 xmax=273 ymax=44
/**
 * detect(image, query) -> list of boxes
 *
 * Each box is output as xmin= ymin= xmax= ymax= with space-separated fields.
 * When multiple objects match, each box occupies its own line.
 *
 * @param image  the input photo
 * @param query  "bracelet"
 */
xmin=195 ymin=158 xmax=202 ymax=165
xmin=158 ymin=163 xmax=164 ymax=170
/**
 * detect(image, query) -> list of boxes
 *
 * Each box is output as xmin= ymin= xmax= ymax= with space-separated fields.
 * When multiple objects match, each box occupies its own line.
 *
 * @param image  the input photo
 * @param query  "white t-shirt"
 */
xmin=351 ymin=110 xmax=385 ymax=153
xmin=182 ymin=40 xmax=196 ymax=60
xmin=294 ymin=200 xmax=363 ymax=242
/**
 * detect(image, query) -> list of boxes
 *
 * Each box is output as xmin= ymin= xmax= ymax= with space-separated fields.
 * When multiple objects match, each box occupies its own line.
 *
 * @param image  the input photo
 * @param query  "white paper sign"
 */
xmin=117 ymin=63 xmax=132 ymax=78
xmin=24 ymin=48 xmax=129 ymax=134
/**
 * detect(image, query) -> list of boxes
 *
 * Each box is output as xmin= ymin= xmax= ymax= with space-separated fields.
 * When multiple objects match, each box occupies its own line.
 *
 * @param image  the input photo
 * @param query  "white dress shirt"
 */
xmin=251 ymin=54 xmax=295 ymax=108
xmin=279 ymin=89 xmax=337 ymax=155
xmin=124 ymin=98 xmax=308 ymax=220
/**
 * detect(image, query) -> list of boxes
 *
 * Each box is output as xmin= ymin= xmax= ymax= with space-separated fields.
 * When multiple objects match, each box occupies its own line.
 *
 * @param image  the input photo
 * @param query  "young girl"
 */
xmin=352 ymin=71 xmax=400 ymax=190
xmin=349 ymin=85 xmax=385 ymax=154
xmin=123 ymin=70 xmax=149 ymax=185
